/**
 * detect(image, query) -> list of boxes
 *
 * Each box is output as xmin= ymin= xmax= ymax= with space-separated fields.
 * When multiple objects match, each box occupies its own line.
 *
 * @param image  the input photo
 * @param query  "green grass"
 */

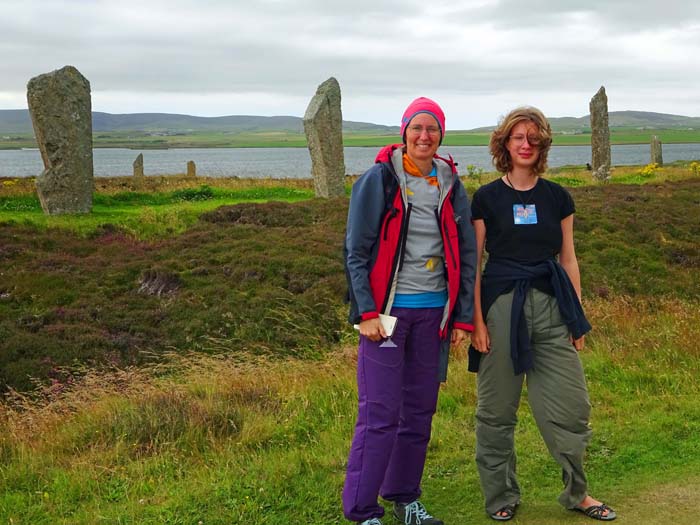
xmin=1 ymin=169 xmax=699 ymax=393
xmin=2 ymin=127 xmax=700 ymax=150
xmin=1 ymin=171 xmax=699 ymax=393
xmin=551 ymin=127 xmax=700 ymax=145
xmin=0 ymin=182 xmax=347 ymax=392
xmin=84 ymin=127 xmax=700 ymax=147
xmin=1 ymin=171 xmax=700 ymax=523
xmin=0 ymin=184 xmax=314 ymax=238
xmin=1 ymin=295 xmax=699 ymax=523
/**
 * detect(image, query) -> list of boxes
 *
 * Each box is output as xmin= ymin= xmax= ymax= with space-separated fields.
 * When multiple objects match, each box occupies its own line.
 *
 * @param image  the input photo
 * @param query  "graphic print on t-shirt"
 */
xmin=513 ymin=204 xmax=538 ymax=225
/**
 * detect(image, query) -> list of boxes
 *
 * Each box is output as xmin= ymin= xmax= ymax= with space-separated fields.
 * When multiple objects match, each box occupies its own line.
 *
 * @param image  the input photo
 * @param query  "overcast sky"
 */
xmin=2 ymin=0 xmax=699 ymax=129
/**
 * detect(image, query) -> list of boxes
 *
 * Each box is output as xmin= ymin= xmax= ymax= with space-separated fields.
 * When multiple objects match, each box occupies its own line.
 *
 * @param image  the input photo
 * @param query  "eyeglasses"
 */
xmin=407 ymin=125 xmax=441 ymax=136
xmin=508 ymin=134 xmax=541 ymax=146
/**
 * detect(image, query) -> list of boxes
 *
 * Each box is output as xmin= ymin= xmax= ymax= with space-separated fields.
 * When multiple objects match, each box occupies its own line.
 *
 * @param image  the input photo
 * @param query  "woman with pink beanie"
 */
xmin=342 ymin=97 xmax=477 ymax=525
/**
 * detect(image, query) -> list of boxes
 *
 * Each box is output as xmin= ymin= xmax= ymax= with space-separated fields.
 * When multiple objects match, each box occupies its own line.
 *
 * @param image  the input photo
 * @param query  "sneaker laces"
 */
xmin=405 ymin=501 xmax=433 ymax=523
xmin=362 ymin=519 xmax=382 ymax=525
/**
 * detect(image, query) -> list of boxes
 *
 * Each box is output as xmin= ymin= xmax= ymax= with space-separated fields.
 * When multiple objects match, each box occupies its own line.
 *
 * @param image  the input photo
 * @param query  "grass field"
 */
xmin=2 ymin=127 xmax=700 ymax=149
xmin=1 ymin=165 xmax=700 ymax=523
xmin=2 ymin=302 xmax=699 ymax=524
xmin=0 ymin=177 xmax=316 ymax=238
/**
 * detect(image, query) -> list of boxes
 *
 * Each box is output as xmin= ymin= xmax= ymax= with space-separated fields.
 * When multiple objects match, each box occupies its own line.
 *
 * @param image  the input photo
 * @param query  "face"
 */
xmin=506 ymin=120 xmax=541 ymax=171
xmin=404 ymin=113 xmax=441 ymax=164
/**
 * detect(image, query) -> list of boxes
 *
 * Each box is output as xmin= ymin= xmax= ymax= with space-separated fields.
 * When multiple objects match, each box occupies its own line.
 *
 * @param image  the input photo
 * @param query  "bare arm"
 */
xmin=560 ymin=214 xmax=585 ymax=349
xmin=470 ymin=219 xmax=490 ymax=353
xmin=559 ymin=214 xmax=581 ymax=299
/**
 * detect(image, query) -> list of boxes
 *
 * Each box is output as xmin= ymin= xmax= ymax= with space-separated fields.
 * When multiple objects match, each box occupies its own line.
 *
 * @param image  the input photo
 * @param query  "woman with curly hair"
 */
xmin=469 ymin=106 xmax=616 ymax=522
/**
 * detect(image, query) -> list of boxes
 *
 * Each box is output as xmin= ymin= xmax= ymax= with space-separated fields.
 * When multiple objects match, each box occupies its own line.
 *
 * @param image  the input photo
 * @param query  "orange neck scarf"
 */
xmin=403 ymin=154 xmax=439 ymax=187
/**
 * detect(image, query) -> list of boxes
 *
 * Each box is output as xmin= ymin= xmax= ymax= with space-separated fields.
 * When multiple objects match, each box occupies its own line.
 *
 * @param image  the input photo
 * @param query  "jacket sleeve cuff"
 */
xmin=454 ymin=322 xmax=474 ymax=333
xmin=361 ymin=311 xmax=380 ymax=321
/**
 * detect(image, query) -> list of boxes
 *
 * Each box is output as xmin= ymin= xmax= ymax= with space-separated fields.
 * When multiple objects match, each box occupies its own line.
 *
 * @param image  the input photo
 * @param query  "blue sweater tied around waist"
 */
xmin=468 ymin=257 xmax=592 ymax=375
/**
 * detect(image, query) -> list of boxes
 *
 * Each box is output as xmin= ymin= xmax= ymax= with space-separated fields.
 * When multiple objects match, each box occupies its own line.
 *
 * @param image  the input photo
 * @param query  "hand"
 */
xmin=571 ymin=334 xmax=585 ymax=351
xmin=359 ymin=318 xmax=386 ymax=342
xmin=451 ymin=328 xmax=468 ymax=347
xmin=470 ymin=319 xmax=491 ymax=353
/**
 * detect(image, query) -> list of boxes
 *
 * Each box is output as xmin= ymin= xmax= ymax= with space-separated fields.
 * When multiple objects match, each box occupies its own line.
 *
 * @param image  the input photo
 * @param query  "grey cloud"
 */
xmin=459 ymin=0 xmax=700 ymax=31
xmin=1 ymin=0 xmax=698 ymax=125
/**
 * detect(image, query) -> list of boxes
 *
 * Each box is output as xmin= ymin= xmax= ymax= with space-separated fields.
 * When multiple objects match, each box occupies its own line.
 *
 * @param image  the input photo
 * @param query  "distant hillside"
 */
xmin=3 ymin=109 xmax=699 ymax=136
xmin=0 ymin=110 xmax=399 ymax=135
xmin=469 ymin=111 xmax=700 ymax=133
xmin=0 ymin=110 xmax=30 ymax=134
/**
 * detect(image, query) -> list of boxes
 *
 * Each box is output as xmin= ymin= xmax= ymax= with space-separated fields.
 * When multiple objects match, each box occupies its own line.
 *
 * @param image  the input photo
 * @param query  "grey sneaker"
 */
xmin=358 ymin=519 xmax=383 ymax=525
xmin=393 ymin=500 xmax=444 ymax=525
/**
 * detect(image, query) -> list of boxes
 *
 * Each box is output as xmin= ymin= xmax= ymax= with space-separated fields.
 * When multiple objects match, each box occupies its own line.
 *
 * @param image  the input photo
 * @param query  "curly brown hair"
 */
xmin=489 ymin=106 xmax=553 ymax=175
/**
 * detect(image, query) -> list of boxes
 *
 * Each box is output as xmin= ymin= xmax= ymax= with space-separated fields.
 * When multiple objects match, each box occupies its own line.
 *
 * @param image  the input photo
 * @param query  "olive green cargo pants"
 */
xmin=475 ymin=289 xmax=592 ymax=514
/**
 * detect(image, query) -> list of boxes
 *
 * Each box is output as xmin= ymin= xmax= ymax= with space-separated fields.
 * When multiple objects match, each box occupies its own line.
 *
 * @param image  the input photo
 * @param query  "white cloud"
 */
xmin=1 ymin=0 xmax=699 ymax=128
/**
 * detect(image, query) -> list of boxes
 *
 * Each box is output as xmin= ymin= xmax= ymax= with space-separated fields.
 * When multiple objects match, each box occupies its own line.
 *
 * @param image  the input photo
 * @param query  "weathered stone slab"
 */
xmin=26 ymin=65 xmax=93 ymax=214
xmin=187 ymin=160 xmax=196 ymax=177
xmin=133 ymin=153 xmax=144 ymax=177
xmin=303 ymin=77 xmax=346 ymax=198
xmin=589 ymin=86 xmax=611 ymax=181
xmin=651 ymin=135 xmax=663 ymax=165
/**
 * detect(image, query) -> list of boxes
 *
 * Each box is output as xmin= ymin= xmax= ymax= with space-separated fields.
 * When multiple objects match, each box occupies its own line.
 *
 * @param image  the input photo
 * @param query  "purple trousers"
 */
xmin=342 ymin=307 xmax=443 ymax=522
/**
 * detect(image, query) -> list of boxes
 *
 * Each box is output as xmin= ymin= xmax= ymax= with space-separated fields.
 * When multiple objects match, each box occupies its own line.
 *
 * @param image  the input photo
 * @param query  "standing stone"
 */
xmin=650 ymin=135 xmax=663 ymax=165
xmin=589 ymin=86 xmax=611 ymax=181
xmin=303 ymin=77 xmax=346 ymax=198
xmin=27 ymin=65 xmax=93 ymax=214
xmin=187 ymin=160 xmax=196 ymax=177
xmin=133 ymin=153 xmax=144 ymax=177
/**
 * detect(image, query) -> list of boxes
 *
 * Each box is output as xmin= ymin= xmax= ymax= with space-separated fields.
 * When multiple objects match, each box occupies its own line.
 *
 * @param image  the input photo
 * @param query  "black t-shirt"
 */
xmin=471 ymin=177 xmax=575 ymax=263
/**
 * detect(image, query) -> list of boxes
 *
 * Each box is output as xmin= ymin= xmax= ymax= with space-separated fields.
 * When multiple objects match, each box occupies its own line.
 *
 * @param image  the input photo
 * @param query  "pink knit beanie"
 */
xmin=400 ymin=97 xmax=446 ymax=144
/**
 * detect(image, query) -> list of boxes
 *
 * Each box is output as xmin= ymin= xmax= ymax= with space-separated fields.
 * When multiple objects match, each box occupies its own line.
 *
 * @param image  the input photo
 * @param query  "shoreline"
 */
xmin=3 ymin=140 xmax=700 ymax=151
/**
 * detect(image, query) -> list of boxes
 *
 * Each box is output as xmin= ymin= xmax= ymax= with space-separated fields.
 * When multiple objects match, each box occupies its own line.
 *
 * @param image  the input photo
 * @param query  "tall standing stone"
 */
xmin=133 ymin=153 xmax=144 ymax=177
xmin=27 ymin=66 xmax=93 ymax=214
xmin=187 ymin=160 xmax=196 ymax=177
xmin=589 ymin=86 xmax=611 ymax=181
xmin=650 ymin=135 xmax=663 ymax=165
xmin=303 ymin=77 xmax=346 ymax=198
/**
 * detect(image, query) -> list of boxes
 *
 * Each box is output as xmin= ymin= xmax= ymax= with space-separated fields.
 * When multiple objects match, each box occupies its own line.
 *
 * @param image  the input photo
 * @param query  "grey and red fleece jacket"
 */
xmin=344 ymin=145 xmax=477 ymax=338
